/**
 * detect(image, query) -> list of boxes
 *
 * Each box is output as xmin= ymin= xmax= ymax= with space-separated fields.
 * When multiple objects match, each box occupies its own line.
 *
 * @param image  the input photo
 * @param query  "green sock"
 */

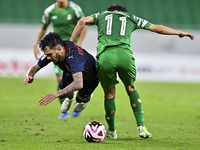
xmin=57 ymin=87 xmax=65 ymax=105
xmin=104 ymin=97 xmax=116 ymax=132
xmin=128 ymin=90 xmax=144 ymax=126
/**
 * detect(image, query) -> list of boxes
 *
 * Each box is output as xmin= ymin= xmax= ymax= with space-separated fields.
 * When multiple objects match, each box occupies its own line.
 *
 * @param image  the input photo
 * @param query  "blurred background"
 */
xmin=0 ymin=0 xmax=199 ymax=82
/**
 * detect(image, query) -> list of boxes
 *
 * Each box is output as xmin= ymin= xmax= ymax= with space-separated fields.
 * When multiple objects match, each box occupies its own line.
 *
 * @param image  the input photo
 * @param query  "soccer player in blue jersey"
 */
xmin=24 ymin=32 xmax=99 ymax=113
xmin=70 ymin=4 xmax=194 ymax=139
xmin=34 ymin=0 xmax=87 ymax=119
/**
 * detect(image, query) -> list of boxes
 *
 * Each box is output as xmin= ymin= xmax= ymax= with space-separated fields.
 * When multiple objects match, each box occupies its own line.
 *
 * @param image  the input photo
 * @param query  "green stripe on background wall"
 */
xmin=0 ymin=0 xmax=199 ymax=29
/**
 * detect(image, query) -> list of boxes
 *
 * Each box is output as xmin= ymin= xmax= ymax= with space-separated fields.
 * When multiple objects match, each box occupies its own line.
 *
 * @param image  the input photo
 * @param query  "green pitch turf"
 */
xmin=0 ymin=77 xmax=200 ymax=150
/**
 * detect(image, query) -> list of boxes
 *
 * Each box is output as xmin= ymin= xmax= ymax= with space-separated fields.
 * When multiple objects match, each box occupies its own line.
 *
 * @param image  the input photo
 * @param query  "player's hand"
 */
xmin=39 ymin=94 xmax=56 ymax=106
xmin=178 ymin=32 xmax=195 ymax=40
xmin=24 ymin=76 xmax=34 ymax=85
xmin=34 ymin=44 xmax=40 ymax=60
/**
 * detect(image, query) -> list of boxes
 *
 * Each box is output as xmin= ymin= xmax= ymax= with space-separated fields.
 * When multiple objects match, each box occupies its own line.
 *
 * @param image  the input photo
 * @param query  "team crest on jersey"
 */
xmin=52 ymin=16 xmax=57 ymax=19
xmin=66 ymin=14 xmax=72 ymax=20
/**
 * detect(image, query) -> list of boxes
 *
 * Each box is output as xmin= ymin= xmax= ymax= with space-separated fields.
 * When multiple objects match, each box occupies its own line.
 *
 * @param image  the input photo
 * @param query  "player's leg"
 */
xmin=117 ymin=49 xmax=152 ymax=138
xmin=97 ymin=47 xmax=118 ymax=139
xmin=103 ymin=87 xmax=117 ymax=139
xmin=73 ymin=79 xmax=99 ymax=113
xmin=58 ymin=71 xmax=76 ymax=119
xmin=61 ymin=91 xmax=76 ymax=113
xmin=125 ymin=83 xmax=152 ymax=138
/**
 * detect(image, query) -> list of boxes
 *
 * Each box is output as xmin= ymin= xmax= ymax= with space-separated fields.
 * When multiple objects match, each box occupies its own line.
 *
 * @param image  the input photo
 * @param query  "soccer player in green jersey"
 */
xmin=70 ymin=4 xmax=194 ymax=139
xmin=34 ymin=0 xmax=87 ymax=119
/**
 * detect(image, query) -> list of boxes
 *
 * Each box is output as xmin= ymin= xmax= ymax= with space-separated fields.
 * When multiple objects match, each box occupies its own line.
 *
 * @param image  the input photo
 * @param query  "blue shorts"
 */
xmin=59 ymin=72 xmax=99 ymax=99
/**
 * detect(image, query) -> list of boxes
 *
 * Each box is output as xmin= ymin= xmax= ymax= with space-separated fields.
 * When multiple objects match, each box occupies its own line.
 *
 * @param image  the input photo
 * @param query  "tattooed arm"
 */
xmin=24 ymin=64 xmax=41 ymax=85
xmin=57 ymin=72 xmax=83 ymax=98
xmin=39 ymin=72 xmax=83 ymax=106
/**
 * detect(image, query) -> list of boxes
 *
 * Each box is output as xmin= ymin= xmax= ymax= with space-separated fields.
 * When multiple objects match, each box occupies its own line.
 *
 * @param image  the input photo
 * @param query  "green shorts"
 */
xmin=97 ymin=46 xmax=136 ymax=89
xmin=54 ymin=64 xmax=63 ymax=75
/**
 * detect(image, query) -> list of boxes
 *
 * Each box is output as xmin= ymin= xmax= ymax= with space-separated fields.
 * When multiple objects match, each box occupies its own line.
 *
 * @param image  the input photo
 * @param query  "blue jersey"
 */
xmin=38 ymin=41 xmax=98 ymax=82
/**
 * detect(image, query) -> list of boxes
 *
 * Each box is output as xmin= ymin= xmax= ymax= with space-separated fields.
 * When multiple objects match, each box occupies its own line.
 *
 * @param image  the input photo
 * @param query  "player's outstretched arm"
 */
xmin=76 ymin=25 xmax=87 ymax=46
xmin=39 ymin=72 xmax=83 ymax=106
xmin=178 ymin=31 xmax=194 ymax=40
xmin=148 ymin=24 xmax=194 ymax=40
xmin=24 ymin=64 xmax=41 ymax=85
xmin=34 ymin=25 xmax=47 ymax=59
xmin=70 ymin=16 xmax=93 ymax=43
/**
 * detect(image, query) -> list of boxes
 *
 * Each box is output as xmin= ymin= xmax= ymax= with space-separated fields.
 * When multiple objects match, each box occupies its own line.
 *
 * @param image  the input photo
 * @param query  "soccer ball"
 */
xmin=83 ymin=121 xmax=106 ymax=143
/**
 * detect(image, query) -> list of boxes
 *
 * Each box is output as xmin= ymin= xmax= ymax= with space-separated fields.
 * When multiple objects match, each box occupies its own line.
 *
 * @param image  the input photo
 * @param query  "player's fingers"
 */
xmin=26 ymin=77 xmax=29 ymax=82
xmin=39 ymin=99 xmax=47 ymax=105
xmin=42 ymin=101 xmax=49 ymax=106
xmin=40 ymin=101 xmax=46 ymax=106
xmin=39 ymin=96 xmax=47 ymax=105
xmin=24 ymin=78 xmax=28 ymax=85
xmin=40 ymin=99 xmax=50 ymax=106
xmin=39 ymin=96 xmax=45 ymax=102
xmin=189 ymin=34 xmax=194 ymax=40
xmin=40 ymin=96 xmax=51 ymax=106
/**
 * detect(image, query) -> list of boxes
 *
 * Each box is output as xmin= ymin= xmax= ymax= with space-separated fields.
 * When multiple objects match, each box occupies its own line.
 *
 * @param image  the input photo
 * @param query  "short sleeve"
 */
xmin=131 ymin=15 xmax=151 ymax=29
xmin=38 ymin=55 xmax=51 ymax=68
xmin=90 ymin=12 xmax=100 ymax=25
xmin=41 ymin=4 xmax=55 ymax=26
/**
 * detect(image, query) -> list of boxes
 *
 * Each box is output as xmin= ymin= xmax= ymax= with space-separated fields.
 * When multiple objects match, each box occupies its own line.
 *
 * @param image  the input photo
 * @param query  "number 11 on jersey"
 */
xmin=105 ymin=14 xmax=126 ymax=36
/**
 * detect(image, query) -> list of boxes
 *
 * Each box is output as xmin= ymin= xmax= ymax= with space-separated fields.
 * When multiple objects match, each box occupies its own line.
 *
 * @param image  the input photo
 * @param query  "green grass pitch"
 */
xmin=0 ymin=77 xmax=200 ymax=150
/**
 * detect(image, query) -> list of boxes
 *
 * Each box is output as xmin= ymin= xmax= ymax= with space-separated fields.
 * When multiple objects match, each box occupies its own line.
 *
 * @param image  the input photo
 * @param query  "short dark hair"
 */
xmin=107 ymin=4 xmax=128 ymax=12
xmin=39 ymin=32 xmax=63 ymax=51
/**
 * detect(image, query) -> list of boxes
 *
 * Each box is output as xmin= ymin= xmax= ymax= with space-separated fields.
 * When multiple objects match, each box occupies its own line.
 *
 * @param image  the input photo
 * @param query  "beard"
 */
xmin=54 ymin=52 xmax=61 ymax=65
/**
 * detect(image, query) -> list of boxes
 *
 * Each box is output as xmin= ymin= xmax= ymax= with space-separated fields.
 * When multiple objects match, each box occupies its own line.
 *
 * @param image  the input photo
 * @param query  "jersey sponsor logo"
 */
xmin=52 ymin=16 xmax=57 ymax=19
xmin=67 ymin=14 xmax=72 ymax=20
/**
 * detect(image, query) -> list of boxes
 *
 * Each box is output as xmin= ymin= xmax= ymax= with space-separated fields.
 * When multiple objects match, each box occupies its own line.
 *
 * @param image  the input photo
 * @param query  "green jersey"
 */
xmin=42 ymin=1 xmax=84 ymax=42
xmin=90 ymin=11 xmax=151 ymax=57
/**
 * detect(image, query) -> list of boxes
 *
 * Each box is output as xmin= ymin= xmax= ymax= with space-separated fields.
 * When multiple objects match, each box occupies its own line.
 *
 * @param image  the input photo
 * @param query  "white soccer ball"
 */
xmin=83 ymin=121 xmax=106 ymax=142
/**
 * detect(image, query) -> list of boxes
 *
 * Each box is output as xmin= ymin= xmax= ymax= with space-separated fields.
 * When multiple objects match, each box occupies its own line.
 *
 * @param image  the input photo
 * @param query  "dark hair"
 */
xmin=107 ymin=4 xmax=128 ymax=12
xmin=39 ymin=32 xmax=63 ymax=51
